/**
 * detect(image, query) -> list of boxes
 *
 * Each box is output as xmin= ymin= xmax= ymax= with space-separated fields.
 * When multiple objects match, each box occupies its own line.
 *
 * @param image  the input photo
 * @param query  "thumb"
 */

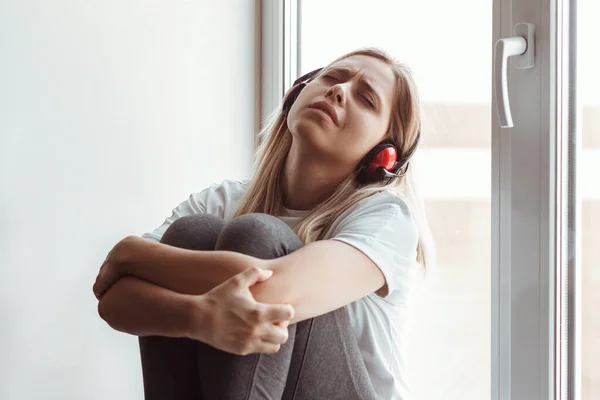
xmin=232 ymin=267 xmax=273 ymax=289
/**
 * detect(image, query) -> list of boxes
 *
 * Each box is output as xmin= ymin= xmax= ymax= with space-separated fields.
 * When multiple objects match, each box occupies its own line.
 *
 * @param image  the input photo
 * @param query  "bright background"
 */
xmin=1 ymin=1 xmax=597 ymax=399
xmin=0 ymin=1 xmax=257 ymax=399
xmin=299 ymin=0 xmax=598 ymax=399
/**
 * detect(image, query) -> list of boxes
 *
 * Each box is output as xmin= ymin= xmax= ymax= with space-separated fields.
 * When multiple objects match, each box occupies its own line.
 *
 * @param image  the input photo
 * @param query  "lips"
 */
xmin=308 ymin=101 xmax=339 ymax=126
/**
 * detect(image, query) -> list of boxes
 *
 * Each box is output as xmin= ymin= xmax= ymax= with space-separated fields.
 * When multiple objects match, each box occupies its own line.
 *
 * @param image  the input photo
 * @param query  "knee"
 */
xmin=160 ymin=214 xmax=227 ymax=251
xmin=215 ymin=213 xmax=304 ymax=259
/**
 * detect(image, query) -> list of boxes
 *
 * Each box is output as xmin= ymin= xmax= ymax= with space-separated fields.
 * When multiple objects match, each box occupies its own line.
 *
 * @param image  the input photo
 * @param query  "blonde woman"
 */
xmin=93 ymin=47 xmax=434 ymax=400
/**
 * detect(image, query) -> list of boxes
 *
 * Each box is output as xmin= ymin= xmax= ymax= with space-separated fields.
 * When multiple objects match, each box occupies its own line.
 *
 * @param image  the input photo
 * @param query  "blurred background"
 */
xmin=1 ymin=1 xmax=257 ymax=399
xmin=1 ymin=1 xmax=597 ymax=399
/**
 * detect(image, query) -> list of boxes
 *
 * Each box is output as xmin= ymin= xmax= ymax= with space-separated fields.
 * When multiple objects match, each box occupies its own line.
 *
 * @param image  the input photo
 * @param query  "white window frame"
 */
xmin=493 ymin=0 xmax=574 ymax=397
xmin=257 ymin=0 xmax=299 ymax=135
xmin=260 ymin=0 xmax=574 ymax=398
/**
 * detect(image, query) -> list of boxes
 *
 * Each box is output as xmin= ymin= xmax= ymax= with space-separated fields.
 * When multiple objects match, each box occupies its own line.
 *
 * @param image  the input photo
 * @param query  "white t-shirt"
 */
xmin=141 ymin=179 xmax=421 ymax=400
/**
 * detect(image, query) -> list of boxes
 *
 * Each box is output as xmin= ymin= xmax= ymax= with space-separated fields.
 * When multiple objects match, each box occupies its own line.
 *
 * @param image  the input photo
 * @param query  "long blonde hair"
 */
xmin=235 ymin=47 xmax=435 ymax=270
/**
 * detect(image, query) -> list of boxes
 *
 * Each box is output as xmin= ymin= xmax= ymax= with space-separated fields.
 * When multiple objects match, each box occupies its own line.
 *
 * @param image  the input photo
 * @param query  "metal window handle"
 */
xmin=494 ymin=23 xmax=535 ymax=128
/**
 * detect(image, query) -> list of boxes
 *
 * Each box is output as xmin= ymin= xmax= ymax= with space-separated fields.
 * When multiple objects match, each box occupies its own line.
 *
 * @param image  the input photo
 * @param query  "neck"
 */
xmin=281 ymin=141 xmax=349 ymax=210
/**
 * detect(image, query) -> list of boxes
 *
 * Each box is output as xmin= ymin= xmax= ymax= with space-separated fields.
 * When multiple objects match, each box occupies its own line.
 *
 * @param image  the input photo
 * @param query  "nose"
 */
xmin=326 ymin=83 xmax=346 ymax=106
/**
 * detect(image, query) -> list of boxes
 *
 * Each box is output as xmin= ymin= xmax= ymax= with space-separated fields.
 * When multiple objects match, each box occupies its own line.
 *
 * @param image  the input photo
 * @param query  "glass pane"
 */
xmin=300 ymin=1 xmax=492 ymax=399
xmin=577 ymin=0 xmax=600 ymax=398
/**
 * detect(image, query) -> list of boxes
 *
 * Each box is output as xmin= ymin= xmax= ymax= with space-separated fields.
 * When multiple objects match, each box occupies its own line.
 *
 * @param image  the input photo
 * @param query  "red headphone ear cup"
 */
xmin=367 ymin=146 xmax=398 ymax=173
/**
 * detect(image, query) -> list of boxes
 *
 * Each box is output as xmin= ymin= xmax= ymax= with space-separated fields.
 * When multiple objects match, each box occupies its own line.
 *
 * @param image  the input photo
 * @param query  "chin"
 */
xmin=289 ymin=108 xmax=335 ymax=134
xmin=288 ymin=118 xmax=336 ymax=156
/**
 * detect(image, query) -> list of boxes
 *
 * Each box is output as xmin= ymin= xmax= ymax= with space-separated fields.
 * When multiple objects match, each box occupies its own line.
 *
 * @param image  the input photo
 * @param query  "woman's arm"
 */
xmin=98 ymin=269 xmax=293 ymax=355
xmin=252 ymin=239 xmax=386 ymax=323
xmin=111 ymin=236 xmax=386 ymax=325
xmin=117 ymin=235 xmax=268 ymax=296
xmin=98 ymin=275 xmax=202 ymax=338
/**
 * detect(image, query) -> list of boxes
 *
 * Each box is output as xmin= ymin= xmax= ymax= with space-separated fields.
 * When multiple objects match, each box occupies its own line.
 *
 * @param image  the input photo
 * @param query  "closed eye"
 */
xmin=325 ymin=75 xmax=376 ymax=109
xmin=363 ymin=96 xmax=375 ymax=108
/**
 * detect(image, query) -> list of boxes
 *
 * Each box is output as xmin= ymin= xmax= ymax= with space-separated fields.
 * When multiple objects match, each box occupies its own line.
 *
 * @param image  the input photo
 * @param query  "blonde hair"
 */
xmin=235 ymin=47 xmax=435 ymax=271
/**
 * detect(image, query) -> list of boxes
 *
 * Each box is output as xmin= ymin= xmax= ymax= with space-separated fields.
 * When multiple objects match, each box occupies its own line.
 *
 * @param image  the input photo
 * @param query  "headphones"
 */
xmin=282 ymin=67 xmax=421 ymax=185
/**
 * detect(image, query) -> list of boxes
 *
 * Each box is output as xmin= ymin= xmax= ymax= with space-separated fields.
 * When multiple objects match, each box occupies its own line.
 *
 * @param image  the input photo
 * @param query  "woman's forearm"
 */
xmin=98 ymin=275 xmax=208 ymax=339
xmin=119 ymin=236 xmax=268 ymax=296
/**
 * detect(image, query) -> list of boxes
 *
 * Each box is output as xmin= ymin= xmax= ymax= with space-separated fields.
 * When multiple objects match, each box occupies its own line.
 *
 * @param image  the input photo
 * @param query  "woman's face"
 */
xmin=287 ymin=55 xmax=397 ymax=170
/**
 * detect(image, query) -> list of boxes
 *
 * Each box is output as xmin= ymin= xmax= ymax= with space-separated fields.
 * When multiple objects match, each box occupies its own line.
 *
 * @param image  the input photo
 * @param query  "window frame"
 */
xmin=257 ymin=0 xmax=299 ymax=134
xmin=259 ymin=0 xmax=573 ymax=397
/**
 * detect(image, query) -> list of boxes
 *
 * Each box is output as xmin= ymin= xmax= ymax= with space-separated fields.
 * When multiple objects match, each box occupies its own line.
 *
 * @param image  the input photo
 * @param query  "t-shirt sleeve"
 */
xmin=329 ymin=191 xmax=419 ymax=302
xmin=140 ymin=188 xmax=210 ymax=243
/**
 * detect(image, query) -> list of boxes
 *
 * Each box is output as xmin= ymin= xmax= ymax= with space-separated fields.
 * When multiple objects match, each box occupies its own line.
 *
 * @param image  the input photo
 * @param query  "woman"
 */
xmin=93 ymin=46 xmax=434 ymax=399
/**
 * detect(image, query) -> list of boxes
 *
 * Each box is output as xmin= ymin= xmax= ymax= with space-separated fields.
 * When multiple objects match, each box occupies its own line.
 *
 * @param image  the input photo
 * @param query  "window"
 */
xmin=576 ymin=0 xmax=600 ymax=397
xmin=261 ymin=0 xmax=598 ymax=397
xmin=298 ymin=1 xmax=492 ymax=399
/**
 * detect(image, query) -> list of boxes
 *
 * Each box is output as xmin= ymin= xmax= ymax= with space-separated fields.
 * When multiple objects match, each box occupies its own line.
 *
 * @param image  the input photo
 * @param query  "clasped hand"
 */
xmin=93 ymin=236 xmax=294 ymax=355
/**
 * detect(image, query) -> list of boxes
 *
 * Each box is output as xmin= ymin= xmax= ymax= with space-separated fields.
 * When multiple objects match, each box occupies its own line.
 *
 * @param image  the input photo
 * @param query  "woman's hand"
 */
xmin=189 ymin=267 xmax=294 ymax=355
xmin=93 ymin=238 xmax=130 ymax=300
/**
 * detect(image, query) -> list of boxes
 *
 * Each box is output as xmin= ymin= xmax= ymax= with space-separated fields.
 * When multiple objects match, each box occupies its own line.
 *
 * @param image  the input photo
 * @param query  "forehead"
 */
xmin=328 ymin=55 xmax=395 ymax=89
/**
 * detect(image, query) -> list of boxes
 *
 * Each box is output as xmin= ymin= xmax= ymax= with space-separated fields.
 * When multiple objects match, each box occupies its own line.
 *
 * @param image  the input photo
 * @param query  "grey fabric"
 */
xmin=139 ymin=214 xmax=227 ymax=400
xmin=138 ymin=213 xmax=378 ymax=400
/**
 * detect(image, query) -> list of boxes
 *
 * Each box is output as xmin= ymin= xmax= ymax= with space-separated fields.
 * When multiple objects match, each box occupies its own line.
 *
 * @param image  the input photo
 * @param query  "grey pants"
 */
xmin=138 ymin=213 xmax=378 ymax=400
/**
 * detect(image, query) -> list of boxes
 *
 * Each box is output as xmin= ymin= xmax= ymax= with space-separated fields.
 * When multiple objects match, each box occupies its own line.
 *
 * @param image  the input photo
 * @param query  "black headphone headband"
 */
xmin=284 ymin=67 xmax=421 ymax=184
xmin=293 ymin=68 xmax=323 ymax=86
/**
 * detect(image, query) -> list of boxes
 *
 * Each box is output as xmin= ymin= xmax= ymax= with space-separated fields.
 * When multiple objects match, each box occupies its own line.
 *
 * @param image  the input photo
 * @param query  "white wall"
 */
xmin=0 ymin=1 xmax=257 ymax=399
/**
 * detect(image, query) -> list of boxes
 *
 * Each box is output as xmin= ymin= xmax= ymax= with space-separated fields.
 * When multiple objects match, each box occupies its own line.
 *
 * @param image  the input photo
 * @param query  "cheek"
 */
xmin=345 ymin=110 xmax=382 ymax=141
xmin=286 ymin=91 xmax=311 ymax=130
xmin=340 ymin=112 xmax=386 ymax=158
xmin=286 ymin=104 xmax=304 ymax=135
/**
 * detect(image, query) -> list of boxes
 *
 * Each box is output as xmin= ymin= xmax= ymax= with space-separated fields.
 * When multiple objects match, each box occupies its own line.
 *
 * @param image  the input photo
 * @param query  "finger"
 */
xmin=260 ymin=324 xmax=289 ymax=345
xmin=93 ymin=270 xmax=108 ymax=292
xmin=256 ymin=342 xmax=282 ymax=354
xmin=276 ymin=320 xmax=290 ymax=329
xmin=93 ymin=272 xmax=113 ymax=300
xmin=93 ymin=284 xmax=105 ymax=300
xmin=92 ymin=283 xmax=100 ymax=300
xmin=93 ymin=278 xmax=102 ymax=299
xmin=231 ymin=267 xmax=272 ymax=289
xmin=254 ymin=268 xmax=274 ymax=284
xmin=263 ymin=303 xmax=294 ymax=323
xmin=94 ymin=258 xmax=110 ymax=297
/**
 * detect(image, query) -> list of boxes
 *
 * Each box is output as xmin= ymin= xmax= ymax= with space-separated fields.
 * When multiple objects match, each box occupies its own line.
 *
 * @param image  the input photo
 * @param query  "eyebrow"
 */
xmin=327 ymin=66 xmax=383 ymax=109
